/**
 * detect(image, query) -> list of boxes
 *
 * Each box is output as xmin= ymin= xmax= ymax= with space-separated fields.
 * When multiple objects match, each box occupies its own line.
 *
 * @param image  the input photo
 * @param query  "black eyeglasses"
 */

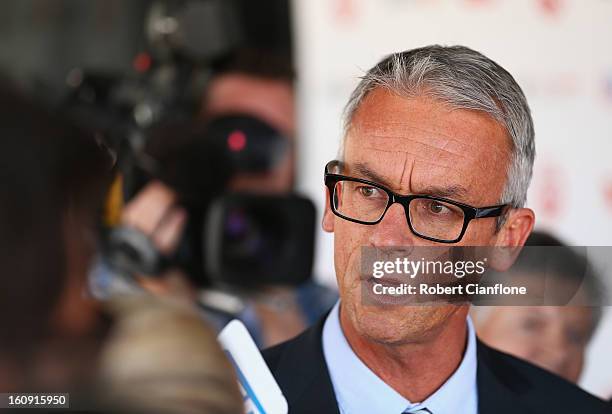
xmin=324 ymin=161 xmax=508 ymax=243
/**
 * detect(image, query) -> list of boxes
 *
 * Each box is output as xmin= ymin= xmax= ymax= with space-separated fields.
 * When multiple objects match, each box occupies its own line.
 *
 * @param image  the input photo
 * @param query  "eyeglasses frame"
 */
xmin=324 ymin=161 xmax=509 ymax=243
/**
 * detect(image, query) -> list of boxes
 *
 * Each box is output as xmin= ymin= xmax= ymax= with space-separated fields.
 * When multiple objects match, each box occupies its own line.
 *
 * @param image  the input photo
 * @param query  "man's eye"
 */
xmin=428 ymin=201 xmax=449 ymax=214
xmin=357 ymin=186 xmax=379 ymax=197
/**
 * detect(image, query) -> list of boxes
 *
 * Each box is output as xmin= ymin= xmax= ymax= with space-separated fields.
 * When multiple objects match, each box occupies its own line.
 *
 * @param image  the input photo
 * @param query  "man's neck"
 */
xmin=339 ymin=306 xmax=469 ymax=403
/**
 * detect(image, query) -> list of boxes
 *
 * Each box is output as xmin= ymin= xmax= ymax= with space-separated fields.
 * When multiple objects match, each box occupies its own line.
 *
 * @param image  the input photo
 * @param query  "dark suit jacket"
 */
xmin=263 ymin=317 xmax=610 ymax=414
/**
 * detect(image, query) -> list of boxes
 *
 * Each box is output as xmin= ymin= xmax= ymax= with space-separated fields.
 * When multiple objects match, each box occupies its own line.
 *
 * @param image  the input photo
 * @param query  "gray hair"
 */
xmin=341 ymin=45 xmax=535 ymax=209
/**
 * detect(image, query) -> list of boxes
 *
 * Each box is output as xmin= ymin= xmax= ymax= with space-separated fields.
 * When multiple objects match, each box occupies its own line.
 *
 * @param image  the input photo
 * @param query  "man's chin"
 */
xmin=343 ymin=300 xmax=459 ymax=346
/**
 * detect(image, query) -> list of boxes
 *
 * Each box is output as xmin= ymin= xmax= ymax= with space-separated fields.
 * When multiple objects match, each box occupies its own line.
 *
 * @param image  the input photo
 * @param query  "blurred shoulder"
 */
xmin=478 ymin=340 xmax=610 ymax=413
xmin=262 ymin=320 xmax=319 ymax=370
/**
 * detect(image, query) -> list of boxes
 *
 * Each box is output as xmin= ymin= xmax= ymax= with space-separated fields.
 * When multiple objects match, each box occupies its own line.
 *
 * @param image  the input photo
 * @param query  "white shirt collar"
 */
xmin=322 ymin=301 xmax=478 ymax=414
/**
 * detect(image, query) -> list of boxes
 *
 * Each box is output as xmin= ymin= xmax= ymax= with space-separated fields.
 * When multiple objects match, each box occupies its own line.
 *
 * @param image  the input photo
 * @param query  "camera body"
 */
xmin=101 ymin=112 xmax=315 ymax=289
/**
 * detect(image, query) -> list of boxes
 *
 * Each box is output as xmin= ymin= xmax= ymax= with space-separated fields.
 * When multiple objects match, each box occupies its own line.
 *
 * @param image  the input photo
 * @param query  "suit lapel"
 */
xmin=477 ymin=340 xmax=531 ymax=414
xmin=273 ymin=318 xmax=340 ymax=414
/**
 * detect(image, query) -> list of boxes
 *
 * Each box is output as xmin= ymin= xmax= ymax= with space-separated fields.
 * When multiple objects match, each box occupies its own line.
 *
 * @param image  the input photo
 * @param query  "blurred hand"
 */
xmin=121 ymin=181 xmax=193 ymax=299
xmin=121 ymin=181 xmax=187 ymax=255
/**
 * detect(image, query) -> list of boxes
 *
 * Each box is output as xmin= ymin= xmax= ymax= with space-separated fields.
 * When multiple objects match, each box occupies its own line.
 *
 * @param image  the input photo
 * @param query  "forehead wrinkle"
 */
xmin=366 ymin=135 xmax=472 ymax=161
xmin=361 ymin=144 xmax=475 ymax=172
xmin=399 ymin=152 xmax=412 ymax=192
xmin=349 ymin=154 xmax=468 ymax=191
xmin=354 ymin=121 xmax=510 ymax=158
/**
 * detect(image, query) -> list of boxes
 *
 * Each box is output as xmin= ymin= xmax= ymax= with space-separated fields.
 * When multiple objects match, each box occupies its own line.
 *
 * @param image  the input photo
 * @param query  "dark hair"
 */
xmin=0 ymin=85 xmax=112 ymax=354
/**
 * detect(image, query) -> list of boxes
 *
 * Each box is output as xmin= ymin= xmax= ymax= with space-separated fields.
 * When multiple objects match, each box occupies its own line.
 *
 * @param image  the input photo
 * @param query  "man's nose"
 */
xmin=369 ymin=203 xmax=416 ymax=247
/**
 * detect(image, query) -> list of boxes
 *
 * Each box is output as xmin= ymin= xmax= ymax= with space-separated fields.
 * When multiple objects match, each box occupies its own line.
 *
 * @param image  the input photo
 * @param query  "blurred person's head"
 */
xmin=0 ymin=85 xmax=113 ymax=391
xmin=201 ymin=49 xmax=295 ymax=193
xmin=323 ymin=45 xmax=535 ymax=346
xmin=475 ymin=231 xmax=603 ymax=383
xmin=97 ymin=296 xmax=243 ymax=414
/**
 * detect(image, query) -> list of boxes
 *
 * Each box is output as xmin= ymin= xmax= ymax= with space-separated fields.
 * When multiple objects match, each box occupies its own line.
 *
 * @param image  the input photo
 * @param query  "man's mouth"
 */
xmin=362 ymin=276 xmax=413 ymax=305
xmin=366 ymin=276 xmax=405 ymax=288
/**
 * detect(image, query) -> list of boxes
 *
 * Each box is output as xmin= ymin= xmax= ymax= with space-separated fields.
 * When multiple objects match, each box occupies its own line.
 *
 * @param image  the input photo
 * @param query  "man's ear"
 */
xmin=496 ymin=207 xmax=535 ymax=248
xmin=322 ymin=187 xmax=335 ymax=233
xmin=489 ymin=207 xmax=535 ymax=271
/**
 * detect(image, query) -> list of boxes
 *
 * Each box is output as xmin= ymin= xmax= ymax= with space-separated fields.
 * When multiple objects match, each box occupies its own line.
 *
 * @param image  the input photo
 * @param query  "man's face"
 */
xmin=204 ymin=73 xmax=295 ymax=194
xmin=324 ymin=88 xmax=513 ymax=345
xmin=477 ymin=306 xmax=593 ymax=383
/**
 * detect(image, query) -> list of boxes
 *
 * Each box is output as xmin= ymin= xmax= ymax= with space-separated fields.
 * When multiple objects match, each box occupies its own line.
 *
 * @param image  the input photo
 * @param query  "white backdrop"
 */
xmin=291 ymin=0 xmax=612 ymax=398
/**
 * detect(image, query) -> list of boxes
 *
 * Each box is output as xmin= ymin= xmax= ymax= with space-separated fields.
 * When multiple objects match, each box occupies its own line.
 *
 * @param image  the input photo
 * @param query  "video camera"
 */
xmin=62 ymin=0 xmax=315 ymax=291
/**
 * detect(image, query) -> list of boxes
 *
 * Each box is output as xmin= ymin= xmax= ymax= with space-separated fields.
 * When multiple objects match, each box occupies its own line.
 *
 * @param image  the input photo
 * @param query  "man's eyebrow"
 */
xmin=350 ymin=162 xmax=394 ymax=187
xmin=418 ymin=184 xmax=469 ymax=200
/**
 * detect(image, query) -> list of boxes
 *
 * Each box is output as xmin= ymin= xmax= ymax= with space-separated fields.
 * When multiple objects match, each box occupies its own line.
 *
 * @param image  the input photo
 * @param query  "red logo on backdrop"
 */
xmin=333 ymin=0 xmax=357 ymax=24
xmin=535 ymin=163 xmax=565 ymax=219
xmin=537 ymin=0 xmax=563 ymax=17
